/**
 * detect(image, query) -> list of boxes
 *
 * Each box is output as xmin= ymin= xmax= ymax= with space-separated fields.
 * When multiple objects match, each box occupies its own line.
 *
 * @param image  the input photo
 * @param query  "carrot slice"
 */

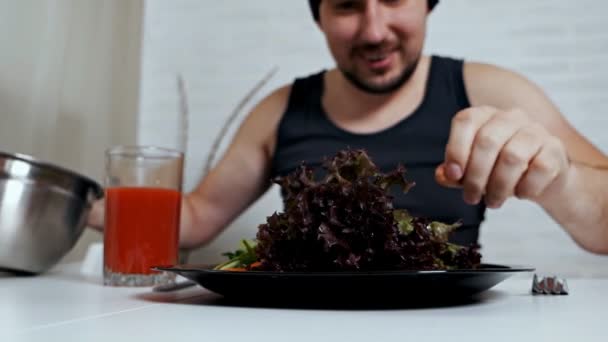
xmin=248 ymin=261 xmax=262 ymax=269
xmin=222 ymin=267 xmax=247 ymax=272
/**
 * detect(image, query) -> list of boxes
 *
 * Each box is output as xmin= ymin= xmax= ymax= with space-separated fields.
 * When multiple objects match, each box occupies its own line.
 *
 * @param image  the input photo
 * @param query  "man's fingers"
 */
xmin=445 ymin=107 xmax=495 ymax=181
xmin=435 ymin=163 xmax=462 ymax=188
xmin=461 ymin=114 xmax=521 ymax=205
xmin=484 ymin=126 xmax=544 ymax=207
xmin=87 ymin=199 xmax=105 ymax=231
xmin=515 ymin=138 xmax=566 ymax=199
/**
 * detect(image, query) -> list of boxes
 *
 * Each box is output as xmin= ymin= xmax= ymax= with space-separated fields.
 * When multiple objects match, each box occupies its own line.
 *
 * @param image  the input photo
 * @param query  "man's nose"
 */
xmin=359 ymin=1 xmax=389 ymax=44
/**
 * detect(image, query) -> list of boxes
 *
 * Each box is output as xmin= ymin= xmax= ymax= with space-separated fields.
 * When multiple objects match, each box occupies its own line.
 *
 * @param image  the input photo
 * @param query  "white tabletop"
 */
xmin=1 ymin=263 xmax=606 ymax=342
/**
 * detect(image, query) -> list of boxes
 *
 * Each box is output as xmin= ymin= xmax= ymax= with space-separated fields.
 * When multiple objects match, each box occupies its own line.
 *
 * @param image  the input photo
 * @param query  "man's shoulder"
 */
xmin=462 ymin=60 xmax=545 ymax=110
xmin=462 ymin=61 xmax=527 ymax=85
xmin=262 ymin=69 xmax=323 ymax=99
xmin=258 ymin=69 xmax=326 ymax=111
xmin=265 ymin=83 xmax=292 ymax=103
xmin=431 ymin=54 xmax=516 ymax=77
xmin=250 ymin=83 xmax=292 ymax=121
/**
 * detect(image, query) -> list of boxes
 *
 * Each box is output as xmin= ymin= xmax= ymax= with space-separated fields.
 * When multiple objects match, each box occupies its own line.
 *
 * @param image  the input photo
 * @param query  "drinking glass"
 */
xmin=103 ymin=146 xmax=183 ymax=286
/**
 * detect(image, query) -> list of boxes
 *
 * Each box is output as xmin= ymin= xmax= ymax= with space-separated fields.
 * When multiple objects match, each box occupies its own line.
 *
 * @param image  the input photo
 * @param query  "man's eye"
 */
xmin=382 ymin=0 xmax=404 ymax=6
xmin=334 ymin=1 xmax=358 ymax=11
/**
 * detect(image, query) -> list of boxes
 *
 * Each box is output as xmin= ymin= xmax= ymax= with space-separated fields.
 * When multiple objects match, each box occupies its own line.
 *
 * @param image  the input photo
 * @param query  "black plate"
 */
xmin=154 ymin=264 xmax=533 ymax=305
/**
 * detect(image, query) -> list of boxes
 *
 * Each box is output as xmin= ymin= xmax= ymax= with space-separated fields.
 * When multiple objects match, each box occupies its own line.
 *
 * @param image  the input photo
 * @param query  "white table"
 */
xmin=1 ymin=263 xmax=605 ymax=342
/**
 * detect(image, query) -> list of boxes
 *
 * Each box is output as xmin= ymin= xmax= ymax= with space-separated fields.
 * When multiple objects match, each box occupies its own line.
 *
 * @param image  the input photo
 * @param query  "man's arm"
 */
xmin=437 ymin=62 xmax=608 ymax=254
xmin=179 ymin=85 xmax=290 ymax=248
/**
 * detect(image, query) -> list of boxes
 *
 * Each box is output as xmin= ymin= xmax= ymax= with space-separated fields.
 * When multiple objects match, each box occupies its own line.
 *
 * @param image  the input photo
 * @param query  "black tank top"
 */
xmin=270 ymin=56 xmax=485 ymax=246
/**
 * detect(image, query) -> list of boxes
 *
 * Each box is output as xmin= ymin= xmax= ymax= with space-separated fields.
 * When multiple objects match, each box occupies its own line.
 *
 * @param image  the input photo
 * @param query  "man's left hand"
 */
xmin=435 ymin=106 xmax=571 ymax=208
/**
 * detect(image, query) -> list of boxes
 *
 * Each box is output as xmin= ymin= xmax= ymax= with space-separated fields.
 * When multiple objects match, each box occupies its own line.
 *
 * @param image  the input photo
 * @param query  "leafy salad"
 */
xmin=215 ymin=149 xmax=480 ymax=272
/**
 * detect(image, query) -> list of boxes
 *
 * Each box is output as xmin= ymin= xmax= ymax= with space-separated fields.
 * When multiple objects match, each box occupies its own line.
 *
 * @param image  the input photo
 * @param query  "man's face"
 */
xmin=318 ymin=0 xmax=429 ymax=94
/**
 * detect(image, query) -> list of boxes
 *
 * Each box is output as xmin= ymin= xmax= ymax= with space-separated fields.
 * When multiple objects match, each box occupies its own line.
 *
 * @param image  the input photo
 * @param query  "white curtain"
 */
xmin=0 ymin=0 xmax=142 ymax=181
xmin=0 ymin=0 xmax=143 ymax=261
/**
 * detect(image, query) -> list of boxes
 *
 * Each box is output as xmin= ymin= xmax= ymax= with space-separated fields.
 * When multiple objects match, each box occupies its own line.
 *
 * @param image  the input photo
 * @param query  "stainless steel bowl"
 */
xmin=0 ymin=151 xmax=103 ymax=274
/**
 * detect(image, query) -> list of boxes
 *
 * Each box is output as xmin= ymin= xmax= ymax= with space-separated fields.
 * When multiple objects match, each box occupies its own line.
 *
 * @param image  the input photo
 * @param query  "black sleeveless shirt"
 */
xmin=270 ymin=56 xmax=485 ymax=246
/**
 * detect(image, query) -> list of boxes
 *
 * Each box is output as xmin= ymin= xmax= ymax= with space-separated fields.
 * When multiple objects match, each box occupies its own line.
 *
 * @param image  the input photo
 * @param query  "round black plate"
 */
xmin=154 ymin=263 xmax=533 ymax=304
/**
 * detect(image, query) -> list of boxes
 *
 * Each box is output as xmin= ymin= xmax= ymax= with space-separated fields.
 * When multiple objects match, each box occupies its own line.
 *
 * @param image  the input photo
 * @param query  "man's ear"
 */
xmin=314 ymin=6 xmax=323 ymax=31
xmin=314 ymin=2 xmax=322 ymax=30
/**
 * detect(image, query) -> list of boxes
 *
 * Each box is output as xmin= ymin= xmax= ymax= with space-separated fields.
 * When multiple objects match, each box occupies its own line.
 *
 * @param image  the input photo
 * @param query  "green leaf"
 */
xmin=394 ymin=209 xmax=414 ymax=235
xmin=374 ymin=164 xmax=415 ymax=193
xmin=215 ymin=239 xmax=258 ymax=270
xmin=427 ymin=221 xmax=462 ymax=243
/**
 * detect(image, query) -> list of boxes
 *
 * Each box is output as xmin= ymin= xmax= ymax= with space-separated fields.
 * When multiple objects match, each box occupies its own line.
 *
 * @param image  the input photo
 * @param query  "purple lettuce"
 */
xmin=254 ymin=149 xmax=481 ymax=272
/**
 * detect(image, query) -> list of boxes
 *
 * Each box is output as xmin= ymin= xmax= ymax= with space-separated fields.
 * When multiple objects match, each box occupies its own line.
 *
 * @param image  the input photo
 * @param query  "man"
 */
xmin=90 ymin=0 xmax=608 ymax=253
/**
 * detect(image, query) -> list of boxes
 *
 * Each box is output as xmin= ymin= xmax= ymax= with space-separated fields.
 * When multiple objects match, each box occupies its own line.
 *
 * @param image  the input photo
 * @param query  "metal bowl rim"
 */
xmin=0 ymin=150 xmax=103 ymax=199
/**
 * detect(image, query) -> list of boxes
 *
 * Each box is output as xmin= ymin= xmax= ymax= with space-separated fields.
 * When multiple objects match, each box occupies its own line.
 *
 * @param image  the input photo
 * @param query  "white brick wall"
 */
xmin=139 ymin=0 xmax=608 ymax=275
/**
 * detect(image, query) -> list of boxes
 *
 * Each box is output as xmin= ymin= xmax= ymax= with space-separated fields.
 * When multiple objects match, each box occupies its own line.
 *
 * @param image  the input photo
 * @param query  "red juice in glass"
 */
xmin=104 ymin=187 xmax=181 ymax=275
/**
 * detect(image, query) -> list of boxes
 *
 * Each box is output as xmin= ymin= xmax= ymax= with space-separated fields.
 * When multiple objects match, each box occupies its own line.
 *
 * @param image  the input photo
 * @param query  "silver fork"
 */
xmin=532 ymin=274 xmax=569 ymax=295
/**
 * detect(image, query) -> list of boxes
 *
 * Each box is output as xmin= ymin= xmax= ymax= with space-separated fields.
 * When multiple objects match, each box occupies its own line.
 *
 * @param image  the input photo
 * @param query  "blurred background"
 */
xmin=1 ymin=0 xmax=606 ymax=276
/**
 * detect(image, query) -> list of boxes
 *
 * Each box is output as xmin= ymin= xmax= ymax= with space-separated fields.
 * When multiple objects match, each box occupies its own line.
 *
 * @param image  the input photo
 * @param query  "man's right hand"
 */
xmin=87 ymin=199 xmax=105 ymax=231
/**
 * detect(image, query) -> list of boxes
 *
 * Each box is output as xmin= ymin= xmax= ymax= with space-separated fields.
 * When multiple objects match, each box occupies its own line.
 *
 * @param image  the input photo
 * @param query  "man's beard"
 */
xmin=340 ymin=54 xmax=421 ymax=95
